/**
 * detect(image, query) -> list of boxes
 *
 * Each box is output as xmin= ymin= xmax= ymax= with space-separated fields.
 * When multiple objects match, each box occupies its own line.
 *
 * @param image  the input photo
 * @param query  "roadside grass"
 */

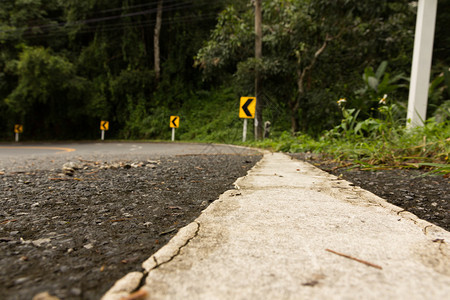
xmin=248 ymin=120 xmax=449 ymax=176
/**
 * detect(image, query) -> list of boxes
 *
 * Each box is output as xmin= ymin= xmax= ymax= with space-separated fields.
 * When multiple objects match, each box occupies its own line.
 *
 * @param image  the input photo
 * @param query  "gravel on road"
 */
xmin=0 ymin=153 xmax=262 ymax=300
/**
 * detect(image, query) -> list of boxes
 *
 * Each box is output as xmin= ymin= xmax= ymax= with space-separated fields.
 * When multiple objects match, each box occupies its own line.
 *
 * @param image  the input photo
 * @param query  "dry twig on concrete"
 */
xmin=325 ymin=248 xmax=382 ymax=270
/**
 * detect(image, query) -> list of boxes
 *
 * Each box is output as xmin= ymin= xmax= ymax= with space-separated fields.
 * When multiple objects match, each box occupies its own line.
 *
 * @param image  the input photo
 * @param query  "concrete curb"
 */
xmin=289 ymin=157 xmax=447 ymax=237
xmin=102 ymin=152 xmax=450 ymax=299
xmin=142 ymin=222 xmax=200 ymax=272
xmin=101 ymin=153 xmax=262 ymax=300
xmin=101 ymin=272 xmax=144 ymax=300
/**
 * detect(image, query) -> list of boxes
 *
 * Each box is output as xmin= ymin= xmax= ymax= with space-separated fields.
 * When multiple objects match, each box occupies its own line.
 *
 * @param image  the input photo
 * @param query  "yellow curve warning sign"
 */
xmin=170 ymin=116 xmax=180 ymax=128
xmin=239 ymin=97 xmax=256 ymax=119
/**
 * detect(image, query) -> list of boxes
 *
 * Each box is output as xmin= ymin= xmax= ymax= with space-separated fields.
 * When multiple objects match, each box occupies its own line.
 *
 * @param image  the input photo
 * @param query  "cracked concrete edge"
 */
xmin=101 ymin=151 xmax=265 ymax=300
xmin=102 ymin=199 xmax=239 ymax=299
xmin=101 ymin=152 xmax=449 ymax=300
xmin=101 ymin=272 xmax=144 ymax=300
xmin=141 ymin=221 xmax=200 ymax=272
xmin=233 ymin=151 xmax=269 ymax=190
xmin=101 ymin=222 xmax=201 ymax=300
xmin=288 ymin=154 xmax=450 ymax=239
xmin=238 ymin=152 xmax=449 ymax=238
xmin=140 ymin=152 xmax=267 ymax=274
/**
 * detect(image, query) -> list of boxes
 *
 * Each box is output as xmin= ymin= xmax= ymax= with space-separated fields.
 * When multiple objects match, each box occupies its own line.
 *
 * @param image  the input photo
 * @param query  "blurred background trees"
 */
xmin=0 ymin=0 xmax=448 ymax=141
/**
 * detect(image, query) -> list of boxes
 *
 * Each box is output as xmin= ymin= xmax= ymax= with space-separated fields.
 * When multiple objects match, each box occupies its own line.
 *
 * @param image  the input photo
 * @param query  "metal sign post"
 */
xmin=243 ymin=119 xmax=248 ymax=142
xmin=172 ymin=127 xmax=176 ymax=141
xmin=15 ymin=132 xmax=19 ymax=142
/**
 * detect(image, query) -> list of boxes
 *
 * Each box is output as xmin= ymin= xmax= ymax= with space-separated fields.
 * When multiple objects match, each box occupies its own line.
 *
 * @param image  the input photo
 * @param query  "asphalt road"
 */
xmin=0 ymin=142 xmax=256 ymax=172
xmin=0 ymin=142 xmax=262 ymax=300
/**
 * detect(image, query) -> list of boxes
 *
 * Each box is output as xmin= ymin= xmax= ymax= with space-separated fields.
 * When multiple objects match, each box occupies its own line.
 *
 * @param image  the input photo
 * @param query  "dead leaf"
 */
xmin=120 ymin=288 xmax=148 ymax=300
xmin=168 ymin=206 xmax=182 ymax=210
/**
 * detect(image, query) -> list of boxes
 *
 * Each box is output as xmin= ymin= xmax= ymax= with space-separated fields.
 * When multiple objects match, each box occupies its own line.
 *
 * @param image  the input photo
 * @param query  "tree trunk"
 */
xmin=154 ymin=0 xmax=163 ymax=81
xmin=291 ymin=36 xmax=330 ymax=134
xmin=290 ymin=110 xmax=299 ymax=133
xmin=254 ymin=0 xmax=263 ymax=139
xmin=289 ymin=95 xmax=300 ymax=134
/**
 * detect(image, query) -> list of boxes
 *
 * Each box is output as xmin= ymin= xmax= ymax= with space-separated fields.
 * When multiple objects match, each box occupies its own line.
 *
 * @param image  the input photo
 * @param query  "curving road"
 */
xmin=0 ymin=142 xmax=258 ymax=172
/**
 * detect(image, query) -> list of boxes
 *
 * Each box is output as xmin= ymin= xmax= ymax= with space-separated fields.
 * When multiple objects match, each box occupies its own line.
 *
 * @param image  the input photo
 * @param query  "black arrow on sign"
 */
xmin=171 ymin=117 xmax=178 ymax=127
xmin=242 ymin=98 xmax=253 ymax=117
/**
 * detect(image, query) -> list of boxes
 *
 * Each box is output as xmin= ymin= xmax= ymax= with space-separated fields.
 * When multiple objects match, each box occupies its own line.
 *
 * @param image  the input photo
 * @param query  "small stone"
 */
xmin=70 ymin=288 xmax=82 ymax=296
xmin=60 ymin=265 xmax=69 ymax=273
xmin=32 ymin=291 xmax=61 ymax=300
xmin=110 ymin=163 xmax=120 ymax=169
xmin=83 ymin=243 xmax=94 ymax=250
xmin=63 ymin=168 xmax=75 ymax=176
xmin=62 ymin=162 xmax=80 ymax=170
xmin=32 ymin=238 xmax=51 ymax=247
xmin=14 ymin=277 xmax=28 ymax=285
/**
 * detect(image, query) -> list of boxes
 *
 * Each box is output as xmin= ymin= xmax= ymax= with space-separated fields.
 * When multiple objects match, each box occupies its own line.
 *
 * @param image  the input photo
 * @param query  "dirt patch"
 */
xmin=290 ymin=153 xmax=449 ymax=231
xmin=0 ymin=154 xmax=262 ymax=300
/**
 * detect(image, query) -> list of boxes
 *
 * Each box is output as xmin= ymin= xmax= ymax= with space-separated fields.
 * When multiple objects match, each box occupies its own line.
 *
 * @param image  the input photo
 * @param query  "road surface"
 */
xmin=0 ymin=142 xmax=257 ymax=172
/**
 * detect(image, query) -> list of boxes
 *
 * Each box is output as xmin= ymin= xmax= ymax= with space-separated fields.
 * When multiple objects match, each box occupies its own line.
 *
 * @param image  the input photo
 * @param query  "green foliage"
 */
xmin=252 ymin=58 xmax=449 ymax=174
xmin=354 ymin=60 xmax=409 ymax=118
xmin=428 ymin=67 xmax=450 ymax=122
xmin=178 ymin=88 xmax=244 ymax=143
xmin=0 ymin=0 xmax=448 ymax=144
xmin=257 ymin=109 xmax=449 ymax=175
xmin=196 ymin=0 xmax=417 ymax=134
xmin=5 ymin=46 xmax=94 ymax=139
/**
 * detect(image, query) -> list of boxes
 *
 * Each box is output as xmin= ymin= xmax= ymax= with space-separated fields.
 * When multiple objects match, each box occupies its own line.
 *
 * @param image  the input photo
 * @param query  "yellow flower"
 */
xmin=337 ymin=98 xmax=346 ymax=106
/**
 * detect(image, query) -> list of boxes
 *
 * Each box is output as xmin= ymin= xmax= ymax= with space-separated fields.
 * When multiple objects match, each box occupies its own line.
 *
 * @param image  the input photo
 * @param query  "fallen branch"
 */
xmin=78 ymin=158 xmax=97 ymax=163
xmin=49 ymin=177 xmax=83 ymax=181
xmin=1 ymin=219 xmax=18 ymax=225
xmin=331 ymin=163 xmax=355 ymax=171
xmin=325 ymin=248 xmax=382 ymax=270
xmin=159 ymin=228 xmax=177 ymax=236
xmin=109 ymin=218 xmax=132 ymax=223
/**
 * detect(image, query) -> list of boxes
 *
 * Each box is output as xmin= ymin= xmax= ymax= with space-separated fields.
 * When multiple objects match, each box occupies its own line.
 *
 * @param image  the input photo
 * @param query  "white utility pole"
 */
xmin=407 ymin=0 xmax=438 ymax=127
xmin=254 ymin=0 xmax=263 ymax=139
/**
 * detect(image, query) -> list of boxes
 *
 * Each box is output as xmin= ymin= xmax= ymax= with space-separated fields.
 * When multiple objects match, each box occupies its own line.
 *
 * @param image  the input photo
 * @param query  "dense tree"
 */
xmin=0 ymin=0 xmax=228 ymax=139
xmin=196 ymin=0 xmax=416 ymax=134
